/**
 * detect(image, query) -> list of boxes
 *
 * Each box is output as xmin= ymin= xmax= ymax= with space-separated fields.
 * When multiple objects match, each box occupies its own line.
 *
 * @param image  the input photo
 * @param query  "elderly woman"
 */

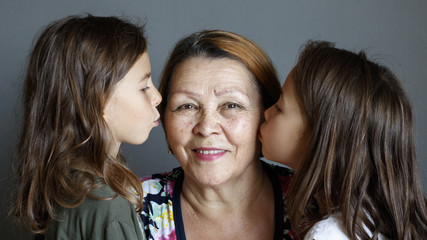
xmin=141 ymin=30 xmax=295 ymax=240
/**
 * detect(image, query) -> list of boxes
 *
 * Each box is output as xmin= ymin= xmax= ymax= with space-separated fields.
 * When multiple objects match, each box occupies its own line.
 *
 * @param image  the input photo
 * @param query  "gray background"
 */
xmin=1 ymin=0 xmax=426 ymax=239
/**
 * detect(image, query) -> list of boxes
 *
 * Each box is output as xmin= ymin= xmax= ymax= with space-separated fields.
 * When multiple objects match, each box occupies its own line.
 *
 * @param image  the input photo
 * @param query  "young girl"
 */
xmin=259 ymin=41 xmax=427 ymax=239
xmin=11 ymin=15 xmax=161 ymax=239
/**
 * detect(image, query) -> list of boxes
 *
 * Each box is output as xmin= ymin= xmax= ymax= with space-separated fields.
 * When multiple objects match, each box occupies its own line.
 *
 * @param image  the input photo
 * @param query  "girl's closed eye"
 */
xmin=141 ymin=86 xmax=150 ymax=92
xmin=274 ymin=104 xmax=281 ymax=112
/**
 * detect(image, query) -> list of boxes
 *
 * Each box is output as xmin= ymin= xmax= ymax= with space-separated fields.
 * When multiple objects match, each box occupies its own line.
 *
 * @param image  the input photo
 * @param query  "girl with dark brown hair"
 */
xmin=11 ymin=15 xmax=161 ymax=239
xmin=260 ymin=41 xmax=427 ymax=239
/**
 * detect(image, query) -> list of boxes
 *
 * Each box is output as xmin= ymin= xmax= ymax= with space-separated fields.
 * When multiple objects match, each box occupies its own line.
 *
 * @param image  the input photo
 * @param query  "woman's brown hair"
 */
xmin=287 ymin=41 xmax=427 ymax=239
xmin=158 ymin=30 xmax=281 ymax=128
xmin=11 ymin=15 xmax=147 ymax=233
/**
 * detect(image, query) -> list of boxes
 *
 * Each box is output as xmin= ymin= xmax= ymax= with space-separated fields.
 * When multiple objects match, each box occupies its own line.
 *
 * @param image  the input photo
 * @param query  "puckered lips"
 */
xmin=153 ymin=113 xmax=160 ymax=127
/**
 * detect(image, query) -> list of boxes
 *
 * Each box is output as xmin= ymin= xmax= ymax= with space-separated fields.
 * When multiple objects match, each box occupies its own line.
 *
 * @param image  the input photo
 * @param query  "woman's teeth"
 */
xmin=195 ymin=149 xmax=225 ymax=155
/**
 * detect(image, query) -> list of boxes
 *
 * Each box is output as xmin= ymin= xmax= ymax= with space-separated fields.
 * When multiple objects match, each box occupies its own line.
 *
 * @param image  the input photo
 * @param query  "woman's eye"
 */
xmin=176 ymin=104 xmax=197 ymax=110
xmin=222 ymin=102 xmax=243 ymax=110
xmin=274 ymin=104 xmax=281 ymax=112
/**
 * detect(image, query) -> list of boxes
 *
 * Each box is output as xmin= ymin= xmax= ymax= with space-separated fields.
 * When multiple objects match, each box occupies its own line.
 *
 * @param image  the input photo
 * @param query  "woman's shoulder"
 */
xmin=141 ymin=167 xmax=183 ymax=198
xmin=304 ymin=215 xmax=349 ymax=240
xmin=140 ymin=169 xmax=181 ymax=239
xmin=141 ymin=167 xmax=183 ymax=182
xmin=262 ymin=159 xmax=294 ymax=176
xmin=264 ymin=161 xmax=294 ymax=177
xmin=262 ymin=160 xmax=294 ymax=193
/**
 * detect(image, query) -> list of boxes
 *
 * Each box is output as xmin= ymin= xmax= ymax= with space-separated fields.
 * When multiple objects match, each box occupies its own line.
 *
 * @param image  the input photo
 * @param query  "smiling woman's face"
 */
xmin=165 ymin=56 xmax=263 ymax=186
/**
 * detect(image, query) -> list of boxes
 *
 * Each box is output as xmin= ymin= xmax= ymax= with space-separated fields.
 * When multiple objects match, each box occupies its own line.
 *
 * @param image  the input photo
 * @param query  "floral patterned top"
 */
xmin=140 ymin=160 xmax=296 ymax=240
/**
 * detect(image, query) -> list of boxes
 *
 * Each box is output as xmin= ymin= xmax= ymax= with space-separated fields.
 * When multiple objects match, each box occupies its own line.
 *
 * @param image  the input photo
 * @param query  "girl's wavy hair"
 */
xmin=11 ymin=14 xmax=147 ymax=233
xmin=288 ymin=40 xmax=427 ymax=239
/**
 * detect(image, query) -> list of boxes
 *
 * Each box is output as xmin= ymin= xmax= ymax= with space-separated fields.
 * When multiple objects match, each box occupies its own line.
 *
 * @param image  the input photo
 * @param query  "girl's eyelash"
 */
xmin=141 ymin=86 xmax=150 ymax=92
xmin=274 ymin=104 xmax=281 ymax=111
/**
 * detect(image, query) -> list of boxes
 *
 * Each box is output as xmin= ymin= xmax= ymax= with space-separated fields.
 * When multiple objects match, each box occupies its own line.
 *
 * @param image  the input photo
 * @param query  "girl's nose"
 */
xmin=151 ymin=87 xmax=162 ymax=107
xmin=264 ymin=105 xmax=273 ymax=121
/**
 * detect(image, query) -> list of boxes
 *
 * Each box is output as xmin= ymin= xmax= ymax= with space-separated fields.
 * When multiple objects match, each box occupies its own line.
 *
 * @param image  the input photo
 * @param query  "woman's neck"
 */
xmin=180 ymin=160 xmax=275 ymax=240
xmin=181 ymin=160 xmax=266 ymax=209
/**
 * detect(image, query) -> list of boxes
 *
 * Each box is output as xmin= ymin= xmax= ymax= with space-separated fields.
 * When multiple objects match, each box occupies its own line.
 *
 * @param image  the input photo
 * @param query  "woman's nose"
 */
xmin=193 ymin=111 xmax=221 ymax=136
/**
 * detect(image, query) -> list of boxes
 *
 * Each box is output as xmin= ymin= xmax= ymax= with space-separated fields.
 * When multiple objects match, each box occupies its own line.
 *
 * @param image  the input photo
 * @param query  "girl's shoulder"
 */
xmin=304 ymin=215 xmax=349 ymax=240
xmin=303 ymin=215 xmax=388 ymax=240
xmin=46 ymin=184 xmax=143 ymax=239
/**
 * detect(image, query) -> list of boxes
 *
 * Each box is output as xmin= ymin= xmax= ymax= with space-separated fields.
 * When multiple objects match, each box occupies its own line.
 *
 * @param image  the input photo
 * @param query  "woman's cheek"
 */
xmin=166 ymin=113 xmax=195 ymax=139
xmin=223 ymin=114 xmax=260 ymax=142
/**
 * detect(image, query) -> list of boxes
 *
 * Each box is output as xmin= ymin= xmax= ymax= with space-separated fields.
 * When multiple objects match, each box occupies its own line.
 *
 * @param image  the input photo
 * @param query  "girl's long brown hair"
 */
xmin=11 ymin=15 xmax=147 ymax=234
xmin=288 ymin=41 xmax=427 ymax=239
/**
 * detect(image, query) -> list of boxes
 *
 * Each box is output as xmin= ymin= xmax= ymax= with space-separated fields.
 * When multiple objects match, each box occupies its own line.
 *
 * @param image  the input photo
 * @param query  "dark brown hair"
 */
xmin=287 ymin=40 xmax=427 ymax=239
xmin=11 ymin=15 xmax=147 ymax=233
xmin=158 ymin=30 xmax=281 ymax=129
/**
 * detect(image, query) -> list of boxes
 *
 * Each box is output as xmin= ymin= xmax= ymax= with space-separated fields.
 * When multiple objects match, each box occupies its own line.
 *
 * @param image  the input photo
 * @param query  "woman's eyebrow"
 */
xmin=214 ymin=88 xmax=250 ymax=99
xmin=170 ymin=88 xmax=249 ymax=99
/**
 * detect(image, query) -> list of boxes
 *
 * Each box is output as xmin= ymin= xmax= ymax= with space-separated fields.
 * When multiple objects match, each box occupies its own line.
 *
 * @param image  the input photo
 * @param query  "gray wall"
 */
xmin=1 ymin=1 xmax=426 ymax=239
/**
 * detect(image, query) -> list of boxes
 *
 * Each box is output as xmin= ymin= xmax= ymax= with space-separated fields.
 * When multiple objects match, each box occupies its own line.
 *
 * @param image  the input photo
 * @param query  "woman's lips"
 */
xmin=193 ymin=147 xmax=227 ymax=161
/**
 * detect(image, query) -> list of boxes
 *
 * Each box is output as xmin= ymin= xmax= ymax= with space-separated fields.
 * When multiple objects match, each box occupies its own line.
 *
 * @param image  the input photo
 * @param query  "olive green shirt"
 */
xmin=45 ymin=185 xmax=145 ymax=240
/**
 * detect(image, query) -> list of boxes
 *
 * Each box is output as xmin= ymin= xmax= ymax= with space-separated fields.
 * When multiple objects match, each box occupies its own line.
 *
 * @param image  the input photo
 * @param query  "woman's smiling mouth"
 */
xmin=193 ymin=148 xmax=227 ymax=161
